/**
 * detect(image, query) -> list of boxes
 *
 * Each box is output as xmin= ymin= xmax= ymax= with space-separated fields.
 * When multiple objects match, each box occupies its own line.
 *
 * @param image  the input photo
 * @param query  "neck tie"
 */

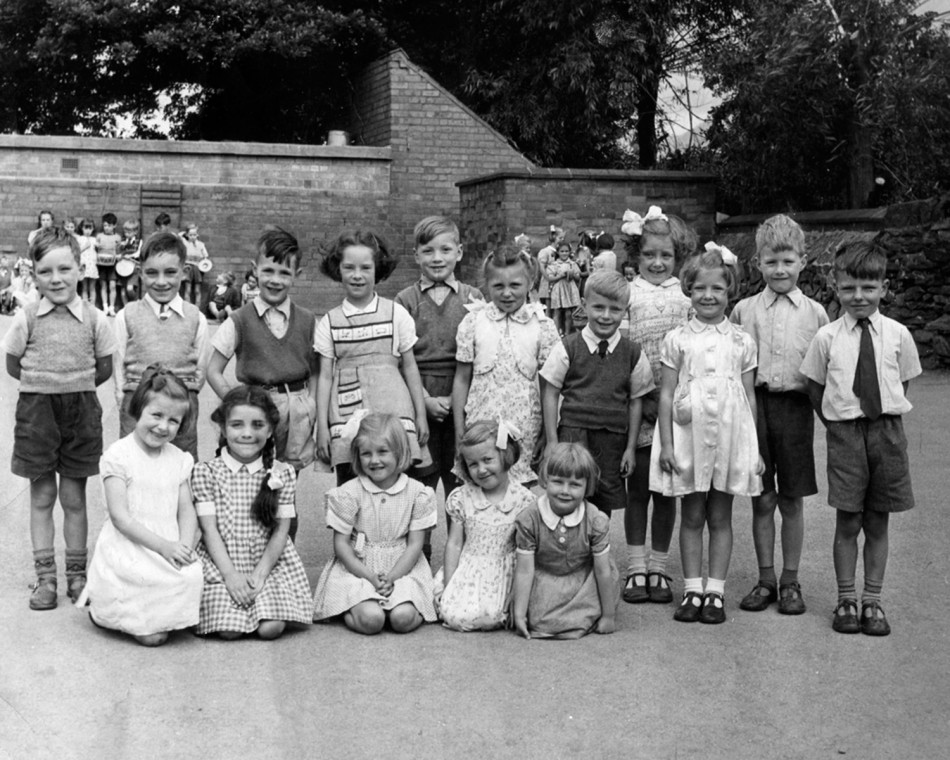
xmin=159 ymin=305 xmax=169 ymax=321
xmin=853 ymin=318 xmax=882 ymax=420
xmin=597 ymin=340 xmax=609 ymax=358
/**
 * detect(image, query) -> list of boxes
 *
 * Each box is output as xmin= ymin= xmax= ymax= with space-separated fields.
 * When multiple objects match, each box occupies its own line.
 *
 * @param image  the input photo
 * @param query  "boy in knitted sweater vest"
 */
xmin=541 ymin=271 xmax=655 ymax=516
xmin=2 ymin=227 xmax=115 ymax=610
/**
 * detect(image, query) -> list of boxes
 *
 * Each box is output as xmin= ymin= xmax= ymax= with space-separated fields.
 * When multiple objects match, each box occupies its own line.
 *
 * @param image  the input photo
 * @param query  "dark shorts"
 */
xmin=558 ymin=426 xmax=626 ymax=513
xmin=12 ymin=392 xmax=103 ymax=479
xmin=826 ymin=416 xmax=914 ymax=513
xmin=120 ymin=389 xmax=199 ymax=459
xmin=98 ymin=263 xmax=116 ymax=281
xmin=756 ymin=388 xmax=818 ymax=498
xmin=408 ymin=373 xmax=456 ymax=482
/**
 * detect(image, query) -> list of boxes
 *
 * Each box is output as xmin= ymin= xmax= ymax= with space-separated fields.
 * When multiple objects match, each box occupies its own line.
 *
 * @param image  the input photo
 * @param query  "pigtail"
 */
xmin=251 ymin=435 xmax=279 ymax=530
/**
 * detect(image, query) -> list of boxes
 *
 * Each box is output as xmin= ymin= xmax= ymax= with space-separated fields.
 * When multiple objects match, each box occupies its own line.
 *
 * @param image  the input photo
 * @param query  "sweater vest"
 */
xmin=558 ymin=332 xmax=641 ymax=434
xmin=396 ymin=283 xmax=480 ymax=376
xmin=232 ymin=302 xmax=315 ymax=385
xmin=122 ymin=301 xmax=202 ymax=391
xmin=20 ymin=302 xmax=100 ymax=393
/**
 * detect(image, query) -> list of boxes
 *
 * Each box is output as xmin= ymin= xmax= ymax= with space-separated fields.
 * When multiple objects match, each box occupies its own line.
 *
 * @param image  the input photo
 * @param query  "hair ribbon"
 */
xmin=339 ymin=408 xmax=370 ymax=445
xmin=704 ymin=241 xmax=738 ymax=266
xmin=621 ymin=206 xmax=668 ymax=237
xmin=495 ymin=420 xmax=522 ymax=450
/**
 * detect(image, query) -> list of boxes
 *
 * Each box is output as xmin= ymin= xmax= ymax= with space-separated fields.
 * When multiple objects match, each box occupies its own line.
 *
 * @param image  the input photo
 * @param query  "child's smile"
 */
xmin=415 ymin=232 xmax=461 ymax=283
xmin=33 ymin=246 xmax=79 ymax=306
xmin=487 ymin=264 xmax=529 ymax=314
xmin=690 ymin=268 xmax=728 ymax=324
xmin=546 ymin=475 xmax=587 ymax=516
xmin=134 ymin=395 xmax=188 ymax=453
xmin=359 ymin=442 xmax=399 ymax=489
xmin=256 ymin=255 xmax=299 ymax=307
xmin=461 ymin=439 xmax=507 ymax=496
xmin=340 ymin=245 xmax=377 ymax=307
xmin=224 ymin=404 xmax=272 ymax=463
xmin=639 ymin=234 xmax=676 ymax=286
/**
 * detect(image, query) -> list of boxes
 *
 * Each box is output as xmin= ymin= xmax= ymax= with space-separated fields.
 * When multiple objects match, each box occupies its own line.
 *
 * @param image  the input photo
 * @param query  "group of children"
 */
xmin=4 ymin=206 xmax=921 ymax=645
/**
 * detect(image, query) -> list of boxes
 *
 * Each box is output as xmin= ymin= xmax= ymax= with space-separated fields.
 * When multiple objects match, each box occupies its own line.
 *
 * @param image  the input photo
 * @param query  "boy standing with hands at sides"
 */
xmin=3 ymin=227 xmax=115 ymax=609
xmin=801 ymin=242 xmax=921 ymax=636
xmin=731 ymin=215 xmax=829 ymax=615
xmin=97 ymin=212 xmax=122 ymax=316
xmin=207 ymin=227 xmax=317 ymax=529
xmin=540 ymin=271 xmax=656 ymax=517
xmin=113 ymin=231 xmax=210 ymax=459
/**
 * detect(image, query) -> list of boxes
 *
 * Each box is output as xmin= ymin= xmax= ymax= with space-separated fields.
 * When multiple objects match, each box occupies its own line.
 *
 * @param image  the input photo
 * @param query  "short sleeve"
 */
xmin=276 ymin=463 xmax=298 ymax=519
xmin=444 ymin=487 xmax=468 ymax=524
xmin=799 ymin=328 xmax=829 ymax=384
xmin=99 ymin=443 xmax=129 ymax=483
xmin=408 ymin=484 xmax=437 ymax=532
xmin=897 ymin=325 xmax=922 ymax=382
xmin=191 ymin=461 xmax=218 ymax=516
xmin=629 ymin=351 xmax=657 ymax=398
xmin=392 ymin=301 xmax=418 ymax=355
xmin=313 ymin=313 xmax=335 ymax=358
xmin=325 ymin=484 xmax=360 ymax=533
xmin=729 ymin=298 xmax=747 ymax=326
xmin=455 ymin=313 xmax=476 ymax=363
xmin=92 ymin=309 xmax=117 ymax=358
xmin=539 ymin=340 xmax=569 ymax=387
xmin=536 ymin=317 xmax=560 ymax=365
xmin=0 ymin=309 xmax=30 ymax=357
xmin=659 ymin=330 xmax=682 ymax=371
xmin=739 ymin=331 xmax=758 ymax=374
xmin=178 ymin=451 xmax=195 ymax=483
xmin=588 ymin=506 xmax=611 ymax=556
xmin=210 ymin=317 xmax=237 ymax=359
xmin=514 ymin=508 xmax=539 ymax=553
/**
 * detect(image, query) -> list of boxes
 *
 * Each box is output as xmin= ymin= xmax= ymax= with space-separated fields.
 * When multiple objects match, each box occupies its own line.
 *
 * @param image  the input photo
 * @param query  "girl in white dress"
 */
xmin=79 ymin=368 xmax=202 ymax=646
xmin=650 ymin=245 xmax=763 ymax=625
xmin=437 ymin=420 xmax=535 ymax=631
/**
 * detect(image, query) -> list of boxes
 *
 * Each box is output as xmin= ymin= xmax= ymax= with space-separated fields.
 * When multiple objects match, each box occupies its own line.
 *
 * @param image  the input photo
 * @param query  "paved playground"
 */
xmin=0 ymin=317 xmax=947 ymax=760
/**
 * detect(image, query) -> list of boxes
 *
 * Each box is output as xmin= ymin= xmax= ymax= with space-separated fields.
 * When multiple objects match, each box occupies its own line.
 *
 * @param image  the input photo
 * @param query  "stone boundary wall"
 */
xmin=717 ymin=197 xmax=950 ymax=368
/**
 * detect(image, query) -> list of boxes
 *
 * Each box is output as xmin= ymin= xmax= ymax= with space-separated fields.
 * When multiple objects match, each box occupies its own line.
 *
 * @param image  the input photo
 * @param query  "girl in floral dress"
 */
xmin=452 ymin=246 xmax=559 ymax=486
xmin=437 ymin=420 xmax=536 ymax=631
xmin=546 ymin=241 xmax=581 ymax=336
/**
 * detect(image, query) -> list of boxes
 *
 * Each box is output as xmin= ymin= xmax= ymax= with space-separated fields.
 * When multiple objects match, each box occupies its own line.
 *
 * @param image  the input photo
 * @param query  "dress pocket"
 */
xmin=672 ymin=382 xmax=692 ymax=425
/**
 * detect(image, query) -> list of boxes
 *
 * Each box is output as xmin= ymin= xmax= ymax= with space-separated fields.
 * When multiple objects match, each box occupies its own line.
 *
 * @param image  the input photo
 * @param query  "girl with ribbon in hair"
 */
xmin=650 ymin=243 xmax=763 ymax=625
xmin=436 ymin=419 xmax=536 ymax=632
xmin=192 ymin=385 xmax=313 ymax=640
xmin=312 ymin=412 xmax=439 ymax=634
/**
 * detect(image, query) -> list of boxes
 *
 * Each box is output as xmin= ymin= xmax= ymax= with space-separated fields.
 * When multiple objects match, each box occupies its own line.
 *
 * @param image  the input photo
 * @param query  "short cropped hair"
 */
xmin=539 ymin=442 xmax=600 ymax=498
xmin=595 ymin=232 xmax=615 ymax=251
xmin=29 ymin=226 xmax=81 ymax=263
xmin=833 ymin=241 xmax=888 ymax=282
xmin=455 ymin=420 xmax=520 ymax=484
xmin=755 ymin=214 xmax=805 ymax=258
xmin=482 ymin=245 xmax=539 ymax=284
xmin=583 ymin=270 xmax=630 ymax=303
xmin=140 ymin=231 xmax=187 ymax=265
xmin=679 ymin=247 xmax=741 ymax=299
xmin=101 ymin=212 xmax=117 ymax=226
xmin=258 ymin=226 xmax=301 ymax=270
xmin=414 ymin=216 xmax=460 ymax=247
xmin=320 ymin=229 xmax=397 ymax=283
xmin=154 ymin=212 xmax=172 ymax=228
xmin=350 ymin=413 xmax=412 ymax=477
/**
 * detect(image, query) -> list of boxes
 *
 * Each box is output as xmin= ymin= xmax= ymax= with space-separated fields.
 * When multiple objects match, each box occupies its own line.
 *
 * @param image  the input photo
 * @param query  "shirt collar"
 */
xmin=763 ymin=287 xmax=804 ymax=308
xmin=580 ymin=324 xmax=621 ymax=353
xmin=143 ymin=292 xmax=186 ymax=317
xmin=340 ymin=294 xmax=380 ymax=316
xmin=420 ymin=275 xmax=458 ymax=292
xmin=537 ymin=495 xmax=586 ymax=529
xmin=473 ymin=482 xmax=520 ymax=513
xmin=484 ymin=301 xmax=545 ymax=324
xmin=252 ymin=296 xmax=291 ymax=317
xmin=634 ymin=275 xmax=680 ymax=290
xmin=687 ymin=317 xmax=730 ymax=334
xmin=37 ymin=295 xmax=84 ymax=321
xmin=221 ymin=449 xmax=265 ymax=474
xmin=843 ymin=310 xmax=882 ymax=332
xmin=358 ymin=473 xmax=408 ymax=495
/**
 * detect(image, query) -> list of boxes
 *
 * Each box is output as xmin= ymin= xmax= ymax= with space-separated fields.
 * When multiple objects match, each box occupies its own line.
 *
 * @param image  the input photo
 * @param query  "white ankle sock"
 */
xmin=647 ymin=549 xmax=669 ymax=575
xmin=627 ymin=545 xmax=647 ymax=575
xmin=684 ymin=577 xmax=704 ymax=595
xmin=706 ymin=578 xmax=725 ymax=596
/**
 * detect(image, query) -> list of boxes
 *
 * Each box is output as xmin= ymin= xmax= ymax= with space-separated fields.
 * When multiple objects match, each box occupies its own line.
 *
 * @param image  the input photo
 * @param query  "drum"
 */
xmin=197 ymin=258 xmax=213 ymax=273
xmin=96 ymin=252 xmax=116 ymax=266
xmin=115 ymin=258 xmax=135 ymax=277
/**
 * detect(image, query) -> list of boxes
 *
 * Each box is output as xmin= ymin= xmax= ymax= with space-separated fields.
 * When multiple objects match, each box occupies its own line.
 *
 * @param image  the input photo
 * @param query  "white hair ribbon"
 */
xmin=621 ymin=205 xmax=668 ymax=237
xmin=495 ymin=419 xmax=523 ymax=450
xmin=339 ymin=408 xmax=370 ymax=446
xmin=513 ymin=233 xmax=531 ymax=249
xmin=704 ymin=241 xmax=738 ymax=266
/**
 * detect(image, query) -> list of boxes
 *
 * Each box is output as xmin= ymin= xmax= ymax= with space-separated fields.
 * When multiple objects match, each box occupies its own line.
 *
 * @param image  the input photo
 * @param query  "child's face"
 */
xmin=81 ymin=224 xmax=94 ymax=236
xmin=141 ymin=252 xmax=183 ymax=304
xmin=33 ymin=246 xmax=79 ymax=305
xmin=255 ymin=254 xmax=299 ymax=307
xmin=39 ymin=213 xmax=53 ymax=228
xmin=358 ymin=440 xmax=400 ymax=490
xmin=460 ymin=439 xmax=507 ymax=495
xmin=247 ymin=274 xmax=258 ymax=289
xmin=835 ymin=272 xmax=887 ymax=321
xmin=689 ymin=267 xmax=729 ymax=324
xmin=224 ymin=404 xmax=272 ymax=464
xmin=123 ymin=226 xmax=137 ymax=239
xmin=623 ymin=267 xmax=636 ymax=282
xmin=556 ymin=245 xmax=571 ymax=261
xmin=340 ymin=245 xmax=377 ymax=306
xmin=757 ymin=245 xmax=805 ymax=295
xmin=63 ymin=220 xmax=76 ymax=234
xmin=487 ymin=263 xmax=530 ymax=314
xmin=638 ymin=233 xmax=676 ymax=286
xmin=415 ymin=231 xmax=462 ymax=283
xmin=216 ymin=274 xmax=226 ymax=287
xmin=185 ymin=227 xmax=198 ymax=242
xmin=102 ymin=222 xmax=115 ymax=235
xmin=135 ymin=393 xmax=188 ymax=452
xmin=583 ymin=290 xmax=626 ymax=339
xmin=545 ymin=473 xmax=587 ymax=516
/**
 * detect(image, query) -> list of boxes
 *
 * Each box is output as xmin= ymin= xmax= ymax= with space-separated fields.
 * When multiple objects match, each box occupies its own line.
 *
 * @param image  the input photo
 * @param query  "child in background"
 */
xmin=316 ymin=230 xmax=429 ymax=484
xmin=154 ymin=212 xmax=172 ymax=232
xmin=541 ymin=271 xmax=655 ymax=522
xmin=2 ymin=227 xmax=115 ymax=610
xmin=241 ymin=270 xmax=259 ymax=305
xmin=801 ymin=242 xmax=921 ymax=637
xmin=181 ymin=223 xmax=209 ymax=306
xmin=62 ymin=217 xmax=78 ymax=238
xmin=194 ymin=386 xmax=313 ymax=640
xmin=10 ymin=259 xmax=38 ymax=311
xmin=536 ymin=226 xmax=565 ymax=315
xmin=437 ymin=420 xmax=535 ymax=632
xmin=96 ymin=212 xmax=121 ymax=315
xmin=208 ymin=271 xmax=241 ymax=322
xmin=590 ymin=232 xmax=618 ymax=273
xmin=575 ymin=231 xmax=595 ymax=300
xmin=453 ymin=246 xmax=559 ymax=486
xmin=651 ymin=245 xmax=762 ymax=624
xmin=78 ymin=219 xmax=98 ymax=304
xmin=116 ymin=219 xmax=142 ymax=306
xmin=546 ymin=240 xmax=581 ymax=335
xmin=27 ymin=209 xmax=54 ymax=246
xmin=312 ymin=413 xmax=438 ymax=634
xmin=79 ymin=368 xmax=202 ymax=646
xmin=618 ymin=206 xmax=695 ymax=604
xmin=114 ymin=231 xmax=210 ymax=460
xmin=512 ymin=442 xmax=619 ymax=639
xmin=731 ymin=215 xmax=829 ymax=615
xmin=0 ymin=255 xmax=13 ymax=314
xmin=395 ymin=216 xmax=482 ymax=559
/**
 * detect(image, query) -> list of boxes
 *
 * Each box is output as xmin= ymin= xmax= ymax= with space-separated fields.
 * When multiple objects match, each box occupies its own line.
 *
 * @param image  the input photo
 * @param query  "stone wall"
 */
xmin=717 ymin=197 xmax=950 ymax=368
xmin=457 ymin=169 xmax=717 ymax=284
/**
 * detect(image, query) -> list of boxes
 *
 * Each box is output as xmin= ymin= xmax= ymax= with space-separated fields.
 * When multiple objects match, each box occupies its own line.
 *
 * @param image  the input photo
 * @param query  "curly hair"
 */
xmin=320 ymin=229 xmax=398 ymax=283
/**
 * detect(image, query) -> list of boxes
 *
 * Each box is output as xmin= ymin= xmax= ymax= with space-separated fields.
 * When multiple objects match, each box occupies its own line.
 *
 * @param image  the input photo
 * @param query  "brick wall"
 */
xmin=458 ymin=169 xmax=717 ymax=283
